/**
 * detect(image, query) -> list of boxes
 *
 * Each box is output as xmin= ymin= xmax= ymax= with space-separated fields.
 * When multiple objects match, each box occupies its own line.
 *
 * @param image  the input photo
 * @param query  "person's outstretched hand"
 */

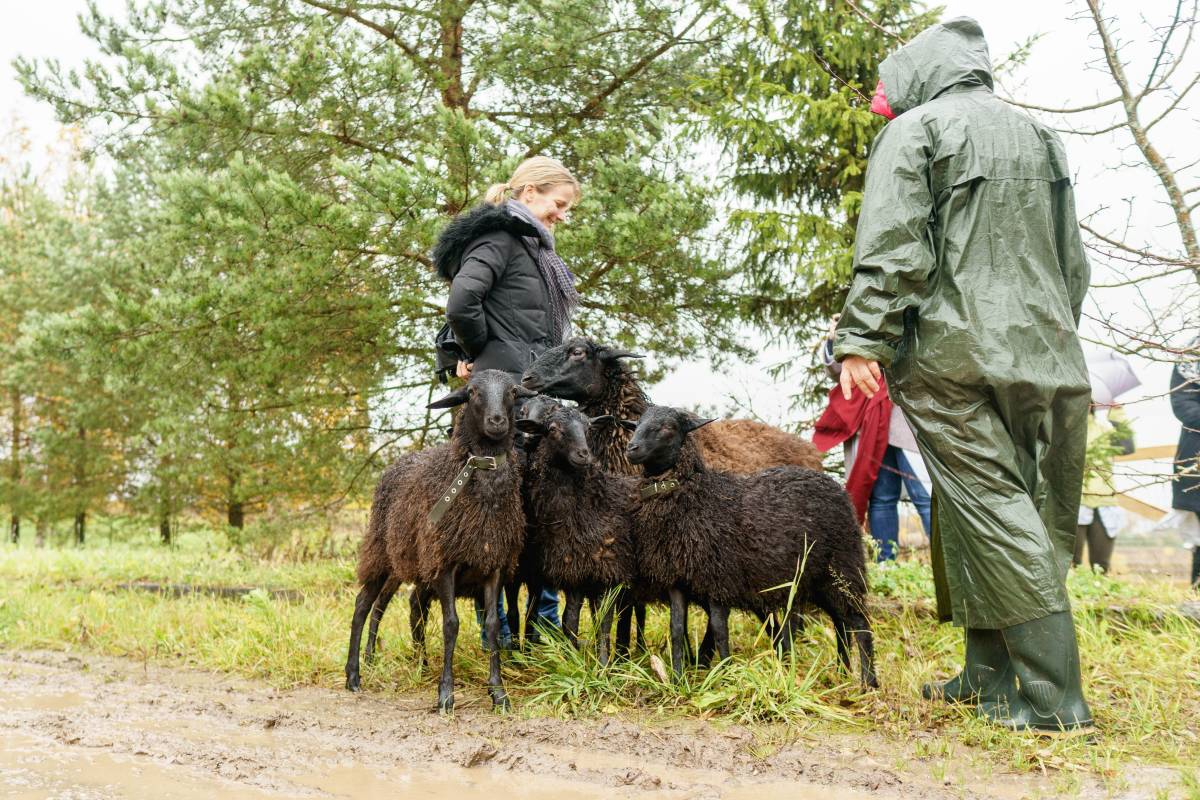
xmin=840 ymin=355 xmax=881 ymax=400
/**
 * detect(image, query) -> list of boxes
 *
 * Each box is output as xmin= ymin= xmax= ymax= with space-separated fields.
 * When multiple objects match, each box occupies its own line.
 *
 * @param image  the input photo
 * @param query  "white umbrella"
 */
xmin=1087 ymin=351 xmax=1141 ymax=406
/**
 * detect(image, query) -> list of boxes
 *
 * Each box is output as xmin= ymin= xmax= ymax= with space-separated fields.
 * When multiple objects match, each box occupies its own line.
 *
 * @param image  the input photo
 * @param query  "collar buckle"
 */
xmin=468 ymin=454 xmax=502 ymax=470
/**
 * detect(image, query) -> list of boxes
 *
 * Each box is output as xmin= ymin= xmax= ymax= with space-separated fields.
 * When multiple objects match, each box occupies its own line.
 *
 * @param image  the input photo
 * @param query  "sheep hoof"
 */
xmin=491 ymin=691 xmax=511 ymax=712
xmin=345 ymin=673 xmax=361 ymax=693
xmin=437 ymin=693 xmax=455 ymax=714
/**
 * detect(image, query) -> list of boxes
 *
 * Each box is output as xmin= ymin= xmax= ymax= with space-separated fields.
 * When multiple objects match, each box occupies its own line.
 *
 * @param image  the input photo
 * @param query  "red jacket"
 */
xmin=813 ymin=377 xmax=893 ymax=524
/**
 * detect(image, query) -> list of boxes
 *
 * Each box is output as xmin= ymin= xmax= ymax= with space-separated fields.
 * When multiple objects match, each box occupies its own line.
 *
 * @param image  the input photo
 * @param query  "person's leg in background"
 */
xmin=532 ymin=587 xmax=561 ymax=629
xmin=895 ymin=448 xmax=933 ymax=536
xmin=1191 ymin=547 xmax=1199 ymax=588
xmin=1072 ymin=517 xmax=1089 ymax=568
xmin=1085 ymin=515 xmax=1115 ymax=574
xmin=867 ymin=446 xmax=902 ymax=562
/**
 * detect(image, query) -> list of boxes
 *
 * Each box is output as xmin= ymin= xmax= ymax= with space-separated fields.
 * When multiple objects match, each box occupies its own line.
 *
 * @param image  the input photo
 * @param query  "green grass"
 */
xmin=1 ymin=535 xmax=1198 ymax=783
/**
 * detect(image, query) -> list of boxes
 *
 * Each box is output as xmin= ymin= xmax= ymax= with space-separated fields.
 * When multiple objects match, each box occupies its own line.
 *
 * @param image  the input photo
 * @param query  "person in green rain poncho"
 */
xmin=833 ymin=17 xmax=1094 ymax=734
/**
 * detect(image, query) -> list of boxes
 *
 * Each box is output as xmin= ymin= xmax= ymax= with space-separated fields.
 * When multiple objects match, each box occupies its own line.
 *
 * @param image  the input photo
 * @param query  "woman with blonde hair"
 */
xmin=433 ymin=156 xmax=581 ymax=378
xmin=431 ymin=155 xmax=583 ymax=645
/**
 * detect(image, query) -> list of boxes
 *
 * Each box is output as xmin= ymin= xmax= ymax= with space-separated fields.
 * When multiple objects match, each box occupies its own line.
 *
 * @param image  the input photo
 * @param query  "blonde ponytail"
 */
xmin=486 ymin=156 xmax=581 ymax=206
xmin=484 ymin=181 xmax=513 ymax=204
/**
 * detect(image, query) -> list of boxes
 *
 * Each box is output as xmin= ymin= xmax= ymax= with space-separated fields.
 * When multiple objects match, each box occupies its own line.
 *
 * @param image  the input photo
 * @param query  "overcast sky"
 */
xmin=2 ymin=1 xmax=1193 ymax=511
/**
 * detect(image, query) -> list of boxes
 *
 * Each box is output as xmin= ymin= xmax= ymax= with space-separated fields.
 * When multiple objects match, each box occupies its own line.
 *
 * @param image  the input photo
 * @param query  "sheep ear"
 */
xmin=515 ymin=418 xmax=546 ymax=434
xmin=428 ymin=386 xmax=470 ymax=409
xmin=599 ymin=347 xmax=645 ymax=362
xmin=684 ymin=415 xmax=716 ymax=433
xmin=589 ymin=414 xmax=615 ymax=427
xmin=514 ymin=385 xmax=537 ymax=398
xmin=618 ymin=419 xmax=639 ymax=432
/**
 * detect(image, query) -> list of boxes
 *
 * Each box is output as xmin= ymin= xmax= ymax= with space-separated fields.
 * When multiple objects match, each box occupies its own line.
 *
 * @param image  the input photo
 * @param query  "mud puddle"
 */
xmin=0 ymin=650 xmax=1163 ymax=799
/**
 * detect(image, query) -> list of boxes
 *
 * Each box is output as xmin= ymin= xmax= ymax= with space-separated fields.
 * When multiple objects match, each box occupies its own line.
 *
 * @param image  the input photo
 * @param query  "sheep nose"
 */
xmin=626 ymin=442 xmax=641 ymax=454
xmin=574 ymin=449 xmax=591 ymax=462
xmin=487 ymin=414 xmax=505 ymax=428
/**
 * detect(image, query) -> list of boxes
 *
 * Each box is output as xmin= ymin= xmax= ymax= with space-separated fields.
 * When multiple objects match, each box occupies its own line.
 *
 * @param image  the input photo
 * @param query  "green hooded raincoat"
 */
xmin=833 ymin=18 xmax=1091 ymax=629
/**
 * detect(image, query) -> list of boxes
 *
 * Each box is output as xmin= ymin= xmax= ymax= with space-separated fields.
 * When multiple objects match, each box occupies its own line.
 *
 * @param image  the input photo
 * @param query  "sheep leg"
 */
xmin=816 ymin=596 xmax=853 ymax=674
xmin=562 ymin=591 xmax=584 ymax=649
xmin=697 ymin=620 xmax=715 ymax=667
xmin=777 ymin=610 xmax=799 ymax=657
xmin=435 ymin=568 xmax=459 ymax=713
xmin=845 ymin=610 xmax=878 ymax=689
xmin=409 ymin=585 xmax=432 ymax=669
xmin=614 ymin=588 xmax=633 ymax=657
xmin=344 ymin=575 xmax=387 ymax=693
xmin=707 ymin=603 xmax=731 ymax=663
xmin=635 ymin=602 xmax=647 ymax=652
xmin=365 ymin=580 xmax=398 ymax=664
xmin=482 ymin=570 xmax=510 ymax=710
xmin=504 ymin=581 xmax=522 ymax=646
xmin=668 ymin=588 xmax=689 ymax=677
xmin=594 ymin=595 xmax=614 ymax=667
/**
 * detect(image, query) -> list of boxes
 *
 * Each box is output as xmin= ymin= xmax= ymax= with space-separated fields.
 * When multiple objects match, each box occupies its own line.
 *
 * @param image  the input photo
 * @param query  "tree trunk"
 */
xmin=73 ymin=425 xmax=87 ymax=545
xmin=228 ymin=501 xmax=244 ymax=530
xmin=160 ymin=512 xmax=172 ymax=545
xmin=10 ymin=388 xmax=21 ymax=545
xmin=35 ymin=517 xmax=47 ymax=548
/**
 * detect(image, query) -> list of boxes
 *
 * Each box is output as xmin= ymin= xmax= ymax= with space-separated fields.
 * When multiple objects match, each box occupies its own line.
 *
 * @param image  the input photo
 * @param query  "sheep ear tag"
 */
xmin=428 ymin=452 xmax=508 ymax=525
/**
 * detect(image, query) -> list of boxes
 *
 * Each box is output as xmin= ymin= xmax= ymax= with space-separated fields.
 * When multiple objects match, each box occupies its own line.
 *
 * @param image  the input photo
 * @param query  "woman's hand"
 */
xmin=840 ymin=356 xmax=881 ymax=400
xmin=456 ymin=360 xmax=473 ymax=379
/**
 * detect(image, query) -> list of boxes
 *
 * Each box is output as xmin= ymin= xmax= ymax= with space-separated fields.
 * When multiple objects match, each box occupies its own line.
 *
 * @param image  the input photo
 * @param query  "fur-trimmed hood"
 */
xmin=432 ymin=203 xmax=538 ymax=281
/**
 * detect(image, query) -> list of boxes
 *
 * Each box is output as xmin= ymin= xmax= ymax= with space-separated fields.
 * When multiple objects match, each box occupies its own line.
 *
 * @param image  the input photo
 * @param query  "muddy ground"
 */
xmin=0 ymin=650 xmax=1183 ymax=799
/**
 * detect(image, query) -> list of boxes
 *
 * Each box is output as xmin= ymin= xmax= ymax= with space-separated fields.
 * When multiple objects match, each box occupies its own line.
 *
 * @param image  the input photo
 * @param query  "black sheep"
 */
xmin=626 ymin=405 xmax=877 ymax=687
xmin=504 ymin=393 xmax=568 ymax=647
xmin=518 ymin=405 xmax=637 ymax=664
xmin=344 ymin=369 xmax=533 ymax=711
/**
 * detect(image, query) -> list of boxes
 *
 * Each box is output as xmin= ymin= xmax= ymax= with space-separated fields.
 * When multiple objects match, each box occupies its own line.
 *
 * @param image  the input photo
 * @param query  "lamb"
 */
xmin=625 ymin=405 xmax=877 ymax=687
xmin=521 ymin=338 xmax=825 ymax=475
xmin=516 ymin=405 xmax=638 ymax=665
xmin=344 ymin=369 xmax=533 ymax=711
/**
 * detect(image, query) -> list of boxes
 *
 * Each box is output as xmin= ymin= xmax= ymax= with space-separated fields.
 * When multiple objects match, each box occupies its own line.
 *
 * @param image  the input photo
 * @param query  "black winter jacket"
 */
xmin=1171 ymin=365 xmax=1200 ymax=513
xmin=433 ymin=204 xmax=554 ymax=375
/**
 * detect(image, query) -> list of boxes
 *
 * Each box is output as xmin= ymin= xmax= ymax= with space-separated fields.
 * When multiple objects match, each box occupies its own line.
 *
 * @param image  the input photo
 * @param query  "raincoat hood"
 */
xmin=878 ymin=17 xmax=994 ymax=116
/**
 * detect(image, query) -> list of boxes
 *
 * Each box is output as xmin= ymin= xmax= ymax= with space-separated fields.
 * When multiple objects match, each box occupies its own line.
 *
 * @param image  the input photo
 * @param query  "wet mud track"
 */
xmin=0 ymin=650 xmax=1170 ymax=799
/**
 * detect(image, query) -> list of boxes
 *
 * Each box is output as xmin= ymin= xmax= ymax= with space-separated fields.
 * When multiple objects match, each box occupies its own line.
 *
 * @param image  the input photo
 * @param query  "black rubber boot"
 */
xmin=978 ymin=611 xmax=1094 ymax=734
xmin=922 ymin=627 xmax=1014 ymax=705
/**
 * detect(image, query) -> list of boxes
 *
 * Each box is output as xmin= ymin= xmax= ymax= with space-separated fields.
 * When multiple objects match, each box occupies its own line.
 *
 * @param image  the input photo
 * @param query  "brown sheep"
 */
xmin=344 ymin=369 xmax=532 ymax=712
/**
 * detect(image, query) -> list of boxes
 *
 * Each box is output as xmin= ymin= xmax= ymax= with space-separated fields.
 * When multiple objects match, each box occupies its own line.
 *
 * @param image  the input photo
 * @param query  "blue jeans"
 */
xmin=868 ymin=446 xmax=932 ymax=562
xmin=474 ymin=587 xmax=561 ymax=647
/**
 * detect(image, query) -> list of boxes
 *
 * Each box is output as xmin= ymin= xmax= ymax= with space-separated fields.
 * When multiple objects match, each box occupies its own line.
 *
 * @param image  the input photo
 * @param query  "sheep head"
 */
xmin=521 ymin=338 xmax=643 ymax=401
xmin=625 ymin=405 xmax=714 ymax=475
xmin=428 ymin=369 xmax=535 ymax=442
xmin=517 ymin=406 xmax=612 ymax=469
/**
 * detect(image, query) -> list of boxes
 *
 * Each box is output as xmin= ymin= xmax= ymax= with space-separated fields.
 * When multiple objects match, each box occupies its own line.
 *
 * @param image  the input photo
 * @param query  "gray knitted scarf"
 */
xmin=506 ymin=199 xmax=579 ymax=344
xmin=1182 ymin=334 xmax=1200 ymax=381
